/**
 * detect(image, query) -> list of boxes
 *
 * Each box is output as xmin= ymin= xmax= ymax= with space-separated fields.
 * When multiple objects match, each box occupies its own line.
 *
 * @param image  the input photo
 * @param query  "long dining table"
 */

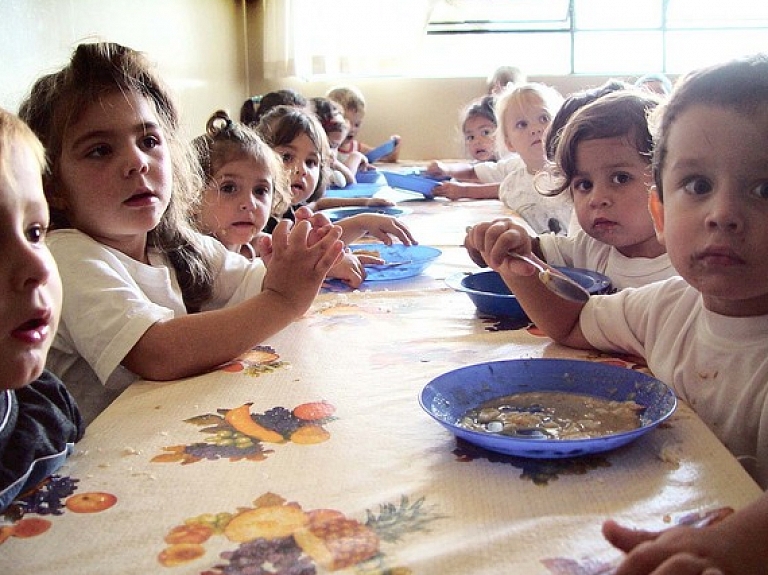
xmin=1 ymin=181 xmax=762 ymax=575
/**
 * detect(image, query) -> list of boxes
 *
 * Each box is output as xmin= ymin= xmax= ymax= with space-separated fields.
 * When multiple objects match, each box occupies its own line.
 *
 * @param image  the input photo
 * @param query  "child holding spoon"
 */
xmin=468 ymin=54 xmax=768 ymax=574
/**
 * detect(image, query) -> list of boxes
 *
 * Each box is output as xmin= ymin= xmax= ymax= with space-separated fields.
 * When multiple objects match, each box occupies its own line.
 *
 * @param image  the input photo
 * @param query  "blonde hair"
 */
xmin=326 ymin=85 xmax=366 ymax=114
xmin=0 ymin=107 xmax=46 ymax=188
xmin=494 ymin=82 xmax=563 ymax=154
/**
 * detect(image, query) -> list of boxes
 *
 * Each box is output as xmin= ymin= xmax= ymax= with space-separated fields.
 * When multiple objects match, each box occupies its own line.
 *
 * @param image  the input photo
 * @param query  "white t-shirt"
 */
xmin=580 ymin=277 xmax=768 ymax=488
xmin=473 ymin=155 xmax=523 ymax=183
xmin=539 ymin=229 xmax=676 ymax=290
xmin=498 ymin=165 xmax=574 ymax=236
xmin=47 ymin=230 xmax=266 ymax=423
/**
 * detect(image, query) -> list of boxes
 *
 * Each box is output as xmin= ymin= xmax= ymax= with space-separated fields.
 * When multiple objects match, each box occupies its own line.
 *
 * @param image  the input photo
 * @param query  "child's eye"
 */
xmin=465 ymin=134 xmax=475 ymax=142
xmin=611 ymin=173 xmax=632 ymax=185
xmin=253 ymin=185 xmax=272 ymax=197
xmin=280 ymin=152 xmax=294 ymax=164
xmin=480 ymin=128 xmax=494 ymax=137
xmin=539 ymin=114 xmax=551 ymax=125
xmin=515 ymin=120 xmax=528 ymax=130
xmin=141 ymin=135 xmax=161 ymax=150
xmin=219 ymin=182 xmax=237 ymax=195
xmin=572 ymin=178 xmax=593 ymax=193
xmin=306 ymin=157 xmax=319 ymax=169
xmin=86 ymin=144 xmax=111 ymax=158
xmin=25 ymin=224 xmax=47 ymax=244
xmin=682 ymin=177 xmax=712 ymax=196
xmin=753 ymin=181 xmax=768 ymax=200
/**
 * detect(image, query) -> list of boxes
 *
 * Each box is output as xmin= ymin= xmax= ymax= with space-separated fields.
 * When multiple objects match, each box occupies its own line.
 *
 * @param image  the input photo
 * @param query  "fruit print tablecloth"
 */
xmin=1 ymin=286 xmax=761 ymax=575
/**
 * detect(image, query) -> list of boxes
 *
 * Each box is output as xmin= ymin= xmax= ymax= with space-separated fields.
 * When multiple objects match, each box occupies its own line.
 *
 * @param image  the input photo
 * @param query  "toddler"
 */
xmin=0 ymin=108 xmax=83 ymax=510
xmin=461 ymin=95 xmax=498 ymax=163
xmin=193 ymin=110 xmax=291 ymax=260
xmin=467 ymin=54 xmax=768 ymax=574
xmin=19 ymin=42 xmax=344 ymax=423
xmin=327 ymin=85 xmax=401 ymax=164
xmin=487 ymin=65 xmax=526 ymax=95
xmin=310 ymin=96 xmax=366 ymax=187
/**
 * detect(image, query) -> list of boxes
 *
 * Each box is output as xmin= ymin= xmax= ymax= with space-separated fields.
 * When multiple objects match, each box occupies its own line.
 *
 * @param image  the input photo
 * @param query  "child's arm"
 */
xmin=122 ymin=220 xmax=344 ymax=381
xmin=312 ymin=196 xmax=396 ymax=211
xmin=604 ymin=493 xmax=768 ymax=574
xmin=432 ymin=181 xmax=500 ymax=201
xmin=466 ymin=219 xmax=591 ymax=348
xmin=425 ymin=160 xmax=479 ymax=181
xmin=340 ymin=150 xmax=369 ymax=175
xmin=360 ymin=136 xmax=400 ymax=163
xmin=336 ymin=213 xmax=416 ymax=246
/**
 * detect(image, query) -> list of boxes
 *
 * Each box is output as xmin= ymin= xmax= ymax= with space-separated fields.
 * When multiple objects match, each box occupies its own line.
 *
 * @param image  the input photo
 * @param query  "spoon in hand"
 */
xmin=508 ymin=253 xmax=590 ymax=303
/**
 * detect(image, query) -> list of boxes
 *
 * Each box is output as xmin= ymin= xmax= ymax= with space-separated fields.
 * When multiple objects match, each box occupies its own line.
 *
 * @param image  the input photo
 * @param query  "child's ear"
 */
xmin=648 ymin=188 xmax=665 ymax=245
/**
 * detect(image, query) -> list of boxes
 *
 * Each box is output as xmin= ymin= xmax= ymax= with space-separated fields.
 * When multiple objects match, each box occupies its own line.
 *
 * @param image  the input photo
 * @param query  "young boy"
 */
xmin=466 ymin=55 xmax=768 ymax=573
xmin=0 ymin=108 xmax=84 ymax=511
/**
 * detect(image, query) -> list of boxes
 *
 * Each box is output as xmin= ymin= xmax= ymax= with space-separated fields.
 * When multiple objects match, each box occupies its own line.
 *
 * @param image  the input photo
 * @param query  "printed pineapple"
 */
xmin=294 ymin=509 xmax=380 ymax=571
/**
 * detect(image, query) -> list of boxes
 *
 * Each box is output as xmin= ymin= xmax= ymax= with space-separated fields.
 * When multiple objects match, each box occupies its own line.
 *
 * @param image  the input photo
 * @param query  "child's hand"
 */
xmin=602 ymin=506 xmax=757 ymax=575
xmin=326 ymin=252 xmax=367 ymax=289
xmin=261 ymin=219 xmax=344 ymax=314
xmin=380 ymin=136 xmax=401 ymax=163
xmin=365 ymin=197 xmax=395 ymax=208
xmin=294 ymin=206 xmax=337 ymax=247
xmin=425 ymin=161 xmax=448 ymax=178
xmin=432 ymin=181 xmax=466 ymax=201
xmin=465 ymin=220 xmax=534 ymax=273
xmin=338 ymin=213 xmax=416 ymax=246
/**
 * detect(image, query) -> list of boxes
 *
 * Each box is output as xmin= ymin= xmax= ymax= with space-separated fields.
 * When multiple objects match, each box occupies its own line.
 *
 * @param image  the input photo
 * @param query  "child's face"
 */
xmin=653 ymin=104 xmax=768 ymax=316
xmin=464 ymin=116 xmax=496 ymax=162
xmin=0 ymin=142 xmax=62 ymax=389
xmin=571 ymin=136 xmax=663 ymax=259
xmin=200 ymin=157 xmax=274 ymax=252
xmin=343 ymin=109 xmax=364 ymax=141
xmin=503 ymin=100 xmax=550 ymax=172
xmin=274 ymin=132 xmax=320 ymax=205
xmin=58 ymin=90 xmax=173 ymax=258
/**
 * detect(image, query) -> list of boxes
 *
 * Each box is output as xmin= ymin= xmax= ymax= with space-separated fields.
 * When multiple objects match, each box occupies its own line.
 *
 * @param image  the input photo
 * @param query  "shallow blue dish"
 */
xmin=320 ymin=205 xmax=412 ymax=223
xmin=349 ymin=243 xmax=441 ymax=281
xmin=365 ymin=139 xmax=396 ymax=163
xmin=380 ymin=170 xmax=444 ymax=198
xmin=446 ymin=268 xmax=612 ymax=320
xmin=354 ymin=170 xmax=385 ymax=184
xmin=420 ymin=358 xmax=677 ymax=458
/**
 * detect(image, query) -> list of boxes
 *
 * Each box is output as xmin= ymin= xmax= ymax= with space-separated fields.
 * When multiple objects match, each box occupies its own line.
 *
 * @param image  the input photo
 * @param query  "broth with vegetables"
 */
xmin=459 ymin=391 xmax=644 ymax=439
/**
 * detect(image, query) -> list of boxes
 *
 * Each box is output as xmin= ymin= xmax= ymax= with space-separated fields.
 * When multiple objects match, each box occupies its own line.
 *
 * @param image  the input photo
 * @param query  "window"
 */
xmin=414 ymin=0 xmax=768 ymax=77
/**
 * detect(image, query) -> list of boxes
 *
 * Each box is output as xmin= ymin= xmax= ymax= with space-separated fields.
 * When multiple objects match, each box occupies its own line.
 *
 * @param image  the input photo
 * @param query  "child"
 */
xmin=239 ymin=89 xmax=307 ymax=128
xmin=0 ymin=108 xmax=84 ymax=510
xmin=461 ymin=95 xmax=498 ymax=163
xmin=19 ymin=42 xmax=344 ymax=424
xmin=426 ymin=83 xmax=567 ymax=214
xmin=487 ymin=65 xmax=526 ymax=95
xmin=310 ymin=96 xmax=367 ymax=186
xmin=326 ymin=85 xmax=401 ymax=164
xmin=467 ymin=54 xmax=768 ymax=573
xmin=257 ymin=105 xmax=415 ymax=248
xmin=634 ymin=72 xmax=673 ymax=96
xmin=513 ymin=89 xmax=673 ymax=289
xmin=193 ymin=110 xmax=291 ymax=260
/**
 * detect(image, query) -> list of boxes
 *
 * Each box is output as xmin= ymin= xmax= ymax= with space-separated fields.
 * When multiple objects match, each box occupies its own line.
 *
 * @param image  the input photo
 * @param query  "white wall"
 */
xmin=0 ymin=0 xmax=249 ymax=141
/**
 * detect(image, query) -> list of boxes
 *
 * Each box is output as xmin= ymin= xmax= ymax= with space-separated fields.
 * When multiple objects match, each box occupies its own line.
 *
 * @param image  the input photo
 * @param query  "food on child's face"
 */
xmin=65 ymin=491 xmax=118 ymax=513
xmin=459 ymin=391 xmax=643 ymax=439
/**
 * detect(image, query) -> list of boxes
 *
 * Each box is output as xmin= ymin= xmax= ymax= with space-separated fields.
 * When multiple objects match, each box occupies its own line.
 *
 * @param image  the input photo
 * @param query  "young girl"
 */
xmin=257 ymin=105 xmax=416 ymax=249
xmin=0 ymin=107 xmax=83 ymax=510
xmin=466 ymin=89 xmax=674 ymax=290
xmin=19 ymin=42 xmax=344 ymax=424
xmin=461 ymin=95 xmax=498 ymax=163
xmin=193 ymin=110 xmax=291 ymax=260
xmin=467 ymin=54 xmax=768 ymax=573
xmin=310 ymin=96 xmax=366 ymax=187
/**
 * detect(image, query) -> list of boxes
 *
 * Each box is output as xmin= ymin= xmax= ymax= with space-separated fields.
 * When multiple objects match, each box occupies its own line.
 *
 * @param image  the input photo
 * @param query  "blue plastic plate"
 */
xmin=365 ymin=139 xmax=397 ymax=163
xmin=380 ymin=170 xmax=444 ymax=198
xmin=320 ymin=206 xmax=412 ymax=223
xmin=420 ymin=358 xmax=676 ymax=458
xmin=446 ymin=268 xmax=612 ymax=320
xmin=349 ymin=243 xmax=442 ymax=281
xmin=355 ymin=170 xmax=386 ymax=184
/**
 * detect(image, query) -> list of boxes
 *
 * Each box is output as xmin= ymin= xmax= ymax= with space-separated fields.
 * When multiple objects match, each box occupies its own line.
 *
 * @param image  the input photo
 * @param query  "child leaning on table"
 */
xmin=0 ymin=108 xmax=84 ymax=510
xmin=193 ymin=110 xmax=292 ymax=260
xmin=19 ymin=42 xmax=345 ymax=425
xmin=326 ymin=85 xmax=401 ymax=164
xmin=467 ymin=54 xmax=768 ymax=574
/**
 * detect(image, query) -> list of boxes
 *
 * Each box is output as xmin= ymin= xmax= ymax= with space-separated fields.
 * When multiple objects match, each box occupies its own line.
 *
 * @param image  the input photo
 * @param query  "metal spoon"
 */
xmin=509 ymin=253 xmax=590 ymax=303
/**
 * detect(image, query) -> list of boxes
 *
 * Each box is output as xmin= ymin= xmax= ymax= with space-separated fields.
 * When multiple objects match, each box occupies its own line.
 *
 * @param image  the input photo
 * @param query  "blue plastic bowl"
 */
xmin=446 ymin=268 xmax=612 ymax=320
xmin=349 ymin=243 xmax=442 ymax=281
xmin=380 ymin=170 xmax=443 ymax=198
xmin=355 ymin=170 xmax=385 ymax=184
xmin=420 ymin=358 xmax=677 ymax=458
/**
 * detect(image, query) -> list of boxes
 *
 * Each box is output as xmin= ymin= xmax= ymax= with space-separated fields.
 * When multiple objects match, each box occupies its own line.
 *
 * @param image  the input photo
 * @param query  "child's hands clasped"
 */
xmin=259 ymin=218 xmax=343 ymax=315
